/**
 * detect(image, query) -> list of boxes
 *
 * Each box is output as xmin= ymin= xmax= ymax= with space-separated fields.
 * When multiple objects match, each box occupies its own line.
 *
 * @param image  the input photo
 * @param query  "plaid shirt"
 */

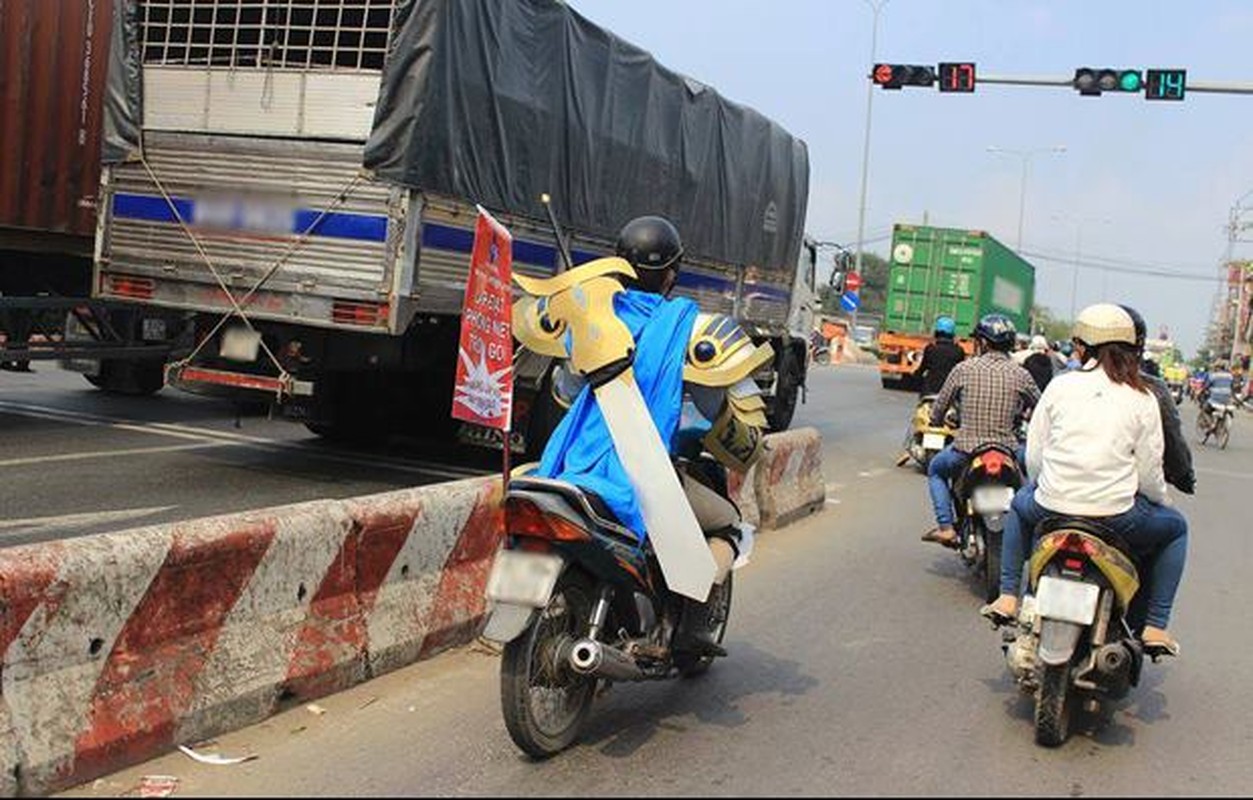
xmin=930 ymin=351 xmax=1040 ymax=453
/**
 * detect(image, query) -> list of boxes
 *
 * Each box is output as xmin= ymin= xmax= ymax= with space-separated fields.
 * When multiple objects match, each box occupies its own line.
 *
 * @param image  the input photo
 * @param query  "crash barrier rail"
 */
xmin=0 ymin=428 xmax=824 ymax=795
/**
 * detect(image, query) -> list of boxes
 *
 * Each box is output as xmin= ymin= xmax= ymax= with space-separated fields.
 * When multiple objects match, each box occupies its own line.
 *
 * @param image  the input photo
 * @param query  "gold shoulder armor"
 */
xmin=513 ymin=295 xmax=570 ymax=358
xmin=683 ymin=313 xmax=775 ymax=387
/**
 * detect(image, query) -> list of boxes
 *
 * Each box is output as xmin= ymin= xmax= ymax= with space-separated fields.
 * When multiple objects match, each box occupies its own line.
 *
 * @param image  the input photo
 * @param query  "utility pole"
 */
xmin=852 ymin=0 xmax=889 ymax=330
xmin=987 ymin=145 xmax=1066 ymax=252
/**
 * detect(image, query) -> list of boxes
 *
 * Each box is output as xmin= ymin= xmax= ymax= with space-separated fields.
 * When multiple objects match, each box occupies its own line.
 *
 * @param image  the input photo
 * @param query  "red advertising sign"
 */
xmin=451 ymin=207 xmax=514 ymax=431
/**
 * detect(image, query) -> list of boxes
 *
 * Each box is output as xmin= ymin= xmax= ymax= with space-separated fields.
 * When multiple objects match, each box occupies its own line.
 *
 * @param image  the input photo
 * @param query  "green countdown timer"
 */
xmin=1146 ymin=69 xmax=1186 ymax=101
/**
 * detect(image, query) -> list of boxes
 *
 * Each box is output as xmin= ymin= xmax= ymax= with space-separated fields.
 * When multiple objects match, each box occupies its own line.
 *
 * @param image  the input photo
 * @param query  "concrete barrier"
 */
xmin=0 ymin=429 xmax=826 ymax=795
xmin=754 ymin=427 xmax=826 ymax=529
xmin=0 ymin=477 xmax=502 ymax=796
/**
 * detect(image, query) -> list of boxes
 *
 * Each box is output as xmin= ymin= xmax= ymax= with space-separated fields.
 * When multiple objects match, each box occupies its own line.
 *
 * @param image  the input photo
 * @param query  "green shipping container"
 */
xmin=883 ymin=224 xmax=1035 ymax=336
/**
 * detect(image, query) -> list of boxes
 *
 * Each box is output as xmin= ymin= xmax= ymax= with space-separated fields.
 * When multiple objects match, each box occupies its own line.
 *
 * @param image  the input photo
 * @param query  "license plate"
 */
xmin=1035 ymin=576 xmax=1100 ymax=625
xmin=922 ymin=433 xmax=948 ymax=450
xmin=485 ymin=550 xmax=563 ymax=607
xmin=220 ymin=327 xmax=261 ymax=362
xmin=141 ymin=318 xmax=167 ymax=342
xmin=972 ymin=485 xmax=1014 ymax=514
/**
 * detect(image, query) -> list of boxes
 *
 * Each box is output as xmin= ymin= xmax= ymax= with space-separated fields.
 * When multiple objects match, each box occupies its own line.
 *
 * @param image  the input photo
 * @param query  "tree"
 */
xmin=1030 ymin=305 xmax=1072 ymax=343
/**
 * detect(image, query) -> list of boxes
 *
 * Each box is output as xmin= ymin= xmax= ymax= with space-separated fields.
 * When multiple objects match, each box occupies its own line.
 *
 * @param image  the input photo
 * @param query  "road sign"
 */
xmin=840 ymin=292 xmax=860 ymax=312
xmin=452 ymin=207 xmax=514 ymax=431
xmin=845 ymin=271 xmax=863 ymax=292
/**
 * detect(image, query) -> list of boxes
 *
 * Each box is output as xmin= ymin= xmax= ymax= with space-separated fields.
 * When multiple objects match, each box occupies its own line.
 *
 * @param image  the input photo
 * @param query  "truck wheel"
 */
xmin=84 ymin=360 xmax=165 ymax=396
xmin=767 ymin=349 xmax=801 ymax=432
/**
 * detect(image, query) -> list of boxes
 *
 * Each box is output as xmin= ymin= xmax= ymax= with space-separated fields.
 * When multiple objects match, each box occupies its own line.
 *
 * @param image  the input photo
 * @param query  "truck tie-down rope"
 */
xmin=137 ymin=156 xmax=367 ymax=399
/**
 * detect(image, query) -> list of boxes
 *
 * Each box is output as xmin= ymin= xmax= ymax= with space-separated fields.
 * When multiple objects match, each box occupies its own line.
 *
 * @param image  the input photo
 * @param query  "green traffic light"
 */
xmin=1119 ymin=70 xmax=1143 ymax=91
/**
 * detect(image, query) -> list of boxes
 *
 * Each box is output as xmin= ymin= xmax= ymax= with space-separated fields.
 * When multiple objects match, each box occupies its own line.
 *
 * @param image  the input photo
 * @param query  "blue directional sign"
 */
xmin=840 ymin=292 xmax=861 ymax=312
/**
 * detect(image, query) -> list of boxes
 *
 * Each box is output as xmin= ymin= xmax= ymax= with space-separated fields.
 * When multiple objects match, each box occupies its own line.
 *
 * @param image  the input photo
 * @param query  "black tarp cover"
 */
xmin=102 ymin=0 xmax=143 ymax=163
xmin=364 ymin=0 xmax=810 ymax=273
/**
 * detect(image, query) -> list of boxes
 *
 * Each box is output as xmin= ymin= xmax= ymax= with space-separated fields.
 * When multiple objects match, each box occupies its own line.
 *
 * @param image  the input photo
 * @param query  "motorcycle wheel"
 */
xmin=676 ymin=573 xmax=734 ymax=678
xmin=1218 ymin=417 xmax=1231 ymax=450
xmin=983 ymin=527 xmax=1002 ymax=604
xmin=1034 ymin=663 xmax=1072 ymax=747
xmin=1196 ymin=413 xmax=1212 ymax=444
xmin=500 ymin=571 xmax=597 ymax=758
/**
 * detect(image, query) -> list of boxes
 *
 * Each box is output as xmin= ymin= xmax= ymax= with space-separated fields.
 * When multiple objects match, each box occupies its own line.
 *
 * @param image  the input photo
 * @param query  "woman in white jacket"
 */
xmin=982 ymin=304 xmax=1188 ymax=657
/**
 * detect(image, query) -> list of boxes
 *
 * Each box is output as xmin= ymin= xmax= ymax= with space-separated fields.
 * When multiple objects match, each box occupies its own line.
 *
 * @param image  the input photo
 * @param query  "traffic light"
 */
xmin=872 ymin=64 xmax=936 ymax=90
xmin=1073 ymin=68 xmax=1143 ymax=96
xmin=1146 ymin=68 xmax=1187 ymax=100
xmin=937 ymin=62 xmax=976 ymax=93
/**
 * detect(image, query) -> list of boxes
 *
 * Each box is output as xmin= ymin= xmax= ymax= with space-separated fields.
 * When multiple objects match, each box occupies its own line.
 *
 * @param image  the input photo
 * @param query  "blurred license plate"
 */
xmin=220 ymin=327 xmax=261 ymax=362
xmin=1036 ymin=576 xmax=1099 ymax=625
xmin=972 ymin=485 xmax=1014 ymax=514
xmin=485 ymin=550 xmax=563 ymax=607
xmin=922 ymin=433 xmax=948 ymax=450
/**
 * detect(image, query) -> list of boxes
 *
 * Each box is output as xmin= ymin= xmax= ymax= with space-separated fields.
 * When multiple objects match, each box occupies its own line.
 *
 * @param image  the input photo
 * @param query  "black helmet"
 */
xmin=1118 ymin=304 xmax=1147 ymax=350
xmin=615 ymin=215 xmax=683 ymax=272
xmin=973 ymin=313 xmax=1017 ymax=351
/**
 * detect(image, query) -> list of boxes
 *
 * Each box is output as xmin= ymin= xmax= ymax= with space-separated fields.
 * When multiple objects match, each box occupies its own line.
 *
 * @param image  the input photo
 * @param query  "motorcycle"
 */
xmin=1000 ymin=518 xmax=1148 ymax=747
xmin=951 ymin=444 xmax=1023 ymax=602
xmin=481 ymin=459 xmax=739 ymax=758
xmin=1167 ymin=381 xmax=1185 ymax=406
xmin=1197 ymin=402 xmax=1235 ymax=450
xmin=904 ymin=395 xmax=958 ymax=470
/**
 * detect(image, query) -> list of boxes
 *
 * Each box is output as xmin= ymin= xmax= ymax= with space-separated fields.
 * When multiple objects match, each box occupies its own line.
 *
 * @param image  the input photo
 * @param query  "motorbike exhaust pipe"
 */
xmin=568 ymin=638 xmax=645 ymax=682
xmin=1095 ymin=642 xmax=1130 ymax=677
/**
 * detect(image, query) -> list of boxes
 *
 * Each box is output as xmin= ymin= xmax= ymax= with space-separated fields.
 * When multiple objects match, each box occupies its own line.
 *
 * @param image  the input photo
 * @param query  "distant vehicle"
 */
xmin=876 ymin=224 xmax=1035 ymax=391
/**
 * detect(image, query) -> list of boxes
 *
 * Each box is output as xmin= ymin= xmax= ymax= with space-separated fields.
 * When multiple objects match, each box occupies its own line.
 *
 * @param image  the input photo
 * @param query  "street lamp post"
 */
xmin=987 ymin=145 xmax=1067 ymax=252
xmin=1051 ymin=214 xmax=1112 ymax=319
xmin=851 ymin=0 xmax=889 ymax=329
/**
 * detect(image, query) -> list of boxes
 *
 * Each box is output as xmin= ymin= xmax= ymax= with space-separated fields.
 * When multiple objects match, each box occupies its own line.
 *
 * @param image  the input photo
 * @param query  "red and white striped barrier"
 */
xmin=0 ymin=478 xmax=502 ymax=796
xmin=753 ymin=427 xmax=826 ymax=529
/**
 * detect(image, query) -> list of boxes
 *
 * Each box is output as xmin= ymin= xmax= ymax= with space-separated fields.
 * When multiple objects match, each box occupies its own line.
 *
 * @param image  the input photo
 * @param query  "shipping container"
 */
xmin=0 ymin=0 xmax=112 ymax=256
xmin=877 ymin=223 xmax=1035 ymax=390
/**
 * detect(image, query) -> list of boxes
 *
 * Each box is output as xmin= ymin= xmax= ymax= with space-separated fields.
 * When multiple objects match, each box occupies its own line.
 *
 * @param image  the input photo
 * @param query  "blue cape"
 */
xmin=536 ymin=289 xmax=700 ymax=539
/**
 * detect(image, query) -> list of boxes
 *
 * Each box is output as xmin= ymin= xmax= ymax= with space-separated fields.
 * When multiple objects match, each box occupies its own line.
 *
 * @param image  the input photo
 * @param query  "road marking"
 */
xmin=826 ymin=498 xmax=842 ymax=505
xmin=0 ymin=399 xmax=486 ymax=480
xmin=0 ymin=442 xmax=229 ymax=469
xmin=857 ymin=468 xmax=888 ymax=479
xmin=1196 ymin=466 xmax=1253 ymax=481
xmin=0 ymin=506 xmax=177 ymax=533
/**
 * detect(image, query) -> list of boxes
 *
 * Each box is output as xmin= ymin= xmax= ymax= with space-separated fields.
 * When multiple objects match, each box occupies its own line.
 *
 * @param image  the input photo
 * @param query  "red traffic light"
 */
xmin=873 ymin=64 xmax=896 ymax=85
xmin=872 ymin=64 xmax=934 ymax=90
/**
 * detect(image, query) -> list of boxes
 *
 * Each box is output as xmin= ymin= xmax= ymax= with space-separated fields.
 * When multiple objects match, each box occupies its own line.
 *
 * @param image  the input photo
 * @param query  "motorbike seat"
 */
xmin=507 ymin=476 xmax=634 ymax=539
xmin=1036 ymin=515 xmax=1135 ymax=559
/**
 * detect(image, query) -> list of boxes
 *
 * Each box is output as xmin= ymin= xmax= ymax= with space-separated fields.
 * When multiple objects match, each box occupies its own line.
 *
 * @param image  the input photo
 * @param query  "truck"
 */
xmin=877 ymin=223 xmax=1035 ymax=391
xmin=0 ymin=0 xmax=187 ymax=391
xmin=36 ymin=0 xmax=818 ymax=454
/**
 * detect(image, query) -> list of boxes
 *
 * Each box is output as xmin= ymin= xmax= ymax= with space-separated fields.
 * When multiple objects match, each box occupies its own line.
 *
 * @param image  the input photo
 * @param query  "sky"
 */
xmin=569 ymin=0 xmax=1253 ymax=355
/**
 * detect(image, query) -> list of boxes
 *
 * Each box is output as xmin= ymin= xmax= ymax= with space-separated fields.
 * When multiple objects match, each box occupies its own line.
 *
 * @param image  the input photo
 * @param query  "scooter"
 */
xmin=951 ymin=443 xmax=1023 ymax=602
xmin=481 ymin=458 xmax=743 ymax=758
xmin=903 ymin=395 xmax=958 ymax=470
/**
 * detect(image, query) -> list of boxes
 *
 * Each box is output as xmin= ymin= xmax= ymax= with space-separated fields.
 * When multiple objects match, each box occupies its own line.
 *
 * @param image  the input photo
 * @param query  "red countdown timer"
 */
xmin=938 ymin=62 xmax=976 ymax=93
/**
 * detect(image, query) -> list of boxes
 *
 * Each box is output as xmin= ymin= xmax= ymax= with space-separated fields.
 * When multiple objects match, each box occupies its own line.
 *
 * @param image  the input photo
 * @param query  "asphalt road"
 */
xmin=60 ymin=364 xmax=1253 ymax=797
xmin=0 ymin=366 xmax=491 ymax=546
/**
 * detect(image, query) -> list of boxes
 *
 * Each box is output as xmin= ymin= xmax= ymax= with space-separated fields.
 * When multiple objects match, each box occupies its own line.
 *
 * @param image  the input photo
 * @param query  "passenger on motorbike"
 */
xmin=982 ymin=304 xmax=1188 ymax=657
xmin=1121 ymin=305 xmax=1195 ymax=496
xmin=533 ymin=215 xmax=770 ymax=658
xmin=918 ymin=315 xmax=966 ymax=396
xmin=921 ymin=314 xmax=1040 ymax=549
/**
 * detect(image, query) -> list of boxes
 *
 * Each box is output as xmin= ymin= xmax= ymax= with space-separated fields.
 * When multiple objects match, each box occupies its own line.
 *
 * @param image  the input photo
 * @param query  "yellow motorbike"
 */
xmin=902 ymin=395 xmax=958 ymax=471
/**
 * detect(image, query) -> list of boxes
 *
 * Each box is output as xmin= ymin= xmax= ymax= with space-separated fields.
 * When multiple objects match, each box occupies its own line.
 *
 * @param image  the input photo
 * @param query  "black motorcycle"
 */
xmin=1001 ymin=518 xmax=1149 ymax=747
xmin=951 ymin=443 xmax=1023 ymax=602
xmin=481 ymin=461 xmax=734 ymax=758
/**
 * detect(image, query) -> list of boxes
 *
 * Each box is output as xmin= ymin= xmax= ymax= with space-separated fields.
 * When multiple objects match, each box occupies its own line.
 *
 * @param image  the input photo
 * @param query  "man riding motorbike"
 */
xmin=526 ymin=215 xmax=770 ymax=658
xmin=921 ymin=314 xmax=1040 ymax=549
xmin=1200 ymin=360 xmax=1235 ymax=414
xmin=918 ymin=315 xmax=966 ymax=395
xmin=982 ymin=304 xmax=1188 ymax=658
xmin=1022 ymin=335 xmax=1056 ymax=392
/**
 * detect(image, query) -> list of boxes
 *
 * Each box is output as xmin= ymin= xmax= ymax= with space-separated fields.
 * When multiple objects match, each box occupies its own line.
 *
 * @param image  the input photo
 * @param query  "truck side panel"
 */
xmin=978 ymin=235 xmax=1035 ymax=333
xmin=0 ymin=0 xmax=111 ymax=253
xmin=885 ymin=226 xmax=986 ymax=335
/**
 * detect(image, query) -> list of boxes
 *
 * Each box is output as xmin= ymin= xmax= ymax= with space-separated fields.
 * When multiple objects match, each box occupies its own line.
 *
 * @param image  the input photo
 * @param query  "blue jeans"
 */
xmin=999 ymin=484 xmax=1189 ymax=630
xmin=927 ymin=446 xmax=969 ymax=527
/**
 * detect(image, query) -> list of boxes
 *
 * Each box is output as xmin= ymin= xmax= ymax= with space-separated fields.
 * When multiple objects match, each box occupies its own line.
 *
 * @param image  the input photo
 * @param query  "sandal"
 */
xmin=921 ymin=528 xmax=960 ymax=550
xmin=979 ymin=597 xmax=1018 ymax=628
xmin=1141 ymin=631 xmax=1181 ymax=660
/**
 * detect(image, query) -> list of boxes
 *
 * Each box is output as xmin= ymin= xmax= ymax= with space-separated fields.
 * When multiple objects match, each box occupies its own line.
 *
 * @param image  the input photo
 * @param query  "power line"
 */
xmin=1021 ymin=248 xmax=1228 ymax=283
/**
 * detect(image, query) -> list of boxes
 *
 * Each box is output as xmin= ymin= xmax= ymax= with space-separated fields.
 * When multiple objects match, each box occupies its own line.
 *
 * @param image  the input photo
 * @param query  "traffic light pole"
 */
xmin=977 ymin=73 xmax=1253 ymax=95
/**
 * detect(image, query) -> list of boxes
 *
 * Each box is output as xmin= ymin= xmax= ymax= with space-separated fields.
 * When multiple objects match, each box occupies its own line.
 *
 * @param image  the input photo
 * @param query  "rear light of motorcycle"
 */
xmin=505 ymin=497 xmax=591 ymax=543
xmin=981 ymin=451 xmax=1006 ymax=476
xmin=1063 ymin=558 xmax=1086 ymax=571
xmin=1060 ymin=533 xmax=1099 ymax=557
